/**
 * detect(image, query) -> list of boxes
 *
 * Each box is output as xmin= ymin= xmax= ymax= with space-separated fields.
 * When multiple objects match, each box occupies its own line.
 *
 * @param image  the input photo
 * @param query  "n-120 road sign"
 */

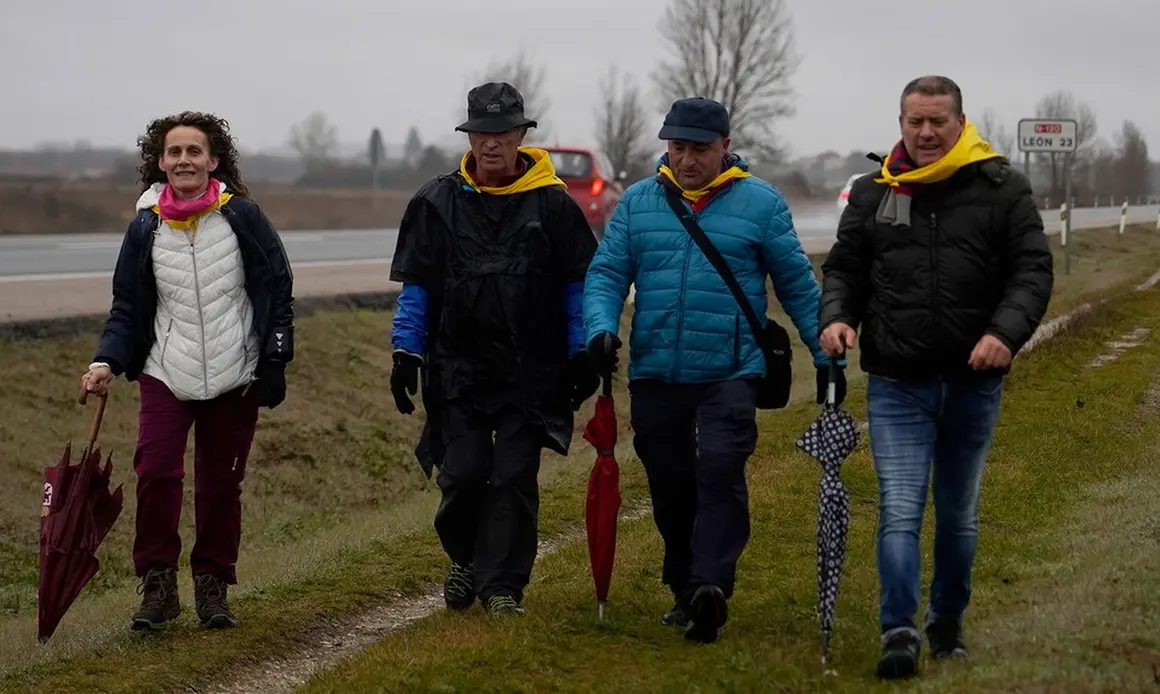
xmin=1017 ymin=119 xmax=1078 ymax=153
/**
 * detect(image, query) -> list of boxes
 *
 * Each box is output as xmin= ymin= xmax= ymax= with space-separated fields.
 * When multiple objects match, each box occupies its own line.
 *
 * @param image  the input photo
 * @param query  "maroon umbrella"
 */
xmin=583 ymin=366 xmax=621 ymax=623
xmin=38 ymin=388 xmax=124 ymax=643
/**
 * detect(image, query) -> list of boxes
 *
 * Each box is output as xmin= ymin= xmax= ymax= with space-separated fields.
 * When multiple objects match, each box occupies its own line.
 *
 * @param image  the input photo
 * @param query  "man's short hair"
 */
xmin=900 ymin=75 xmax=963 ymax=116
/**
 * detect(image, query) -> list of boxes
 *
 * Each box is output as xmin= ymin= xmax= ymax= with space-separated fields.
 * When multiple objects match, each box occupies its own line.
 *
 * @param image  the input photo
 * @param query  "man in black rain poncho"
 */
xmin=388 ymin=82 xmax=601 ymax=615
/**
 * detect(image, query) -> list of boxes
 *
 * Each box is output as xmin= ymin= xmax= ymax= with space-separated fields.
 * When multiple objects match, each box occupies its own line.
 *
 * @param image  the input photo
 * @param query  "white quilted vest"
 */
xmin=138 ymin=184 xmax=260 ymax=401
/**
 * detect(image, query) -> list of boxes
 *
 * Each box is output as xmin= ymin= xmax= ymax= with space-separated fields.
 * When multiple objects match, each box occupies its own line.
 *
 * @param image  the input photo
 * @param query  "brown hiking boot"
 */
xmin=131 ymin=566 xmax=181 ymax=631
xmin=194 ymin=574 xmax=237 ymax=629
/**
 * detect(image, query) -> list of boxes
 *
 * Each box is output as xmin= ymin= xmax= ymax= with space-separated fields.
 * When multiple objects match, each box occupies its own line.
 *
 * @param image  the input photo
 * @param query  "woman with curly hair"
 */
xmin=80 ymin=111 xmax=295 ymax=632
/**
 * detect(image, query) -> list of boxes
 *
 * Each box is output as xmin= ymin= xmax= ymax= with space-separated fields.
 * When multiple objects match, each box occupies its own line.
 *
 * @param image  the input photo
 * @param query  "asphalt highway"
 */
xmin=2 ymin=205 xmax=1155 ymax=281
xmin=1 ymin=205 xmax=1156 ymax=322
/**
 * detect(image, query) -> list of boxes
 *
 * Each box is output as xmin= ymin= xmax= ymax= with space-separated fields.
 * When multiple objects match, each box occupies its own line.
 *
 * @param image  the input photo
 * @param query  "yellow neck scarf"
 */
xmin=459 ymin=147 xmax=567 ymax=196
xmin=658 ymin=163 xmax=751 ymax=203
xmin=876 ymin=122 xmax=1002 ymax=187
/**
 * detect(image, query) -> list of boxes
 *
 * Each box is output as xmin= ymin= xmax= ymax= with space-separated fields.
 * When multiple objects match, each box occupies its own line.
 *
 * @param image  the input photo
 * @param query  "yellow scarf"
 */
xmin=459 ymin=147 xmax=567 ymax=195
xmin=875 ymin=122 xmax=1001 ymax=187
xmin=658 ymin=164 xmax=751 ymax=203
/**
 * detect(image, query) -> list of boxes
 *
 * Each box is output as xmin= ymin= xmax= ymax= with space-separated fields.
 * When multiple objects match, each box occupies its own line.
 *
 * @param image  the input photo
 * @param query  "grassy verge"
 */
xmin=298 ymin=269 xmax=1160 ymax=692
xmin=0 ymin=227 xmax=1157 ymax=692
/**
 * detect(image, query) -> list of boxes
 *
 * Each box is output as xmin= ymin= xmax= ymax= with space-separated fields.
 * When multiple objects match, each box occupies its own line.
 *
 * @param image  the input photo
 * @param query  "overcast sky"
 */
xmin=2 ymin=0 xmax=1156 ymax=159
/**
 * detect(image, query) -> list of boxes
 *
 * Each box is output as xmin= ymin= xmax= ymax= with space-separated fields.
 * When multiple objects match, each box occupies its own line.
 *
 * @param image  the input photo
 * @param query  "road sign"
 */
xmin=1017 ymin=119 xmax=1078 ymax=153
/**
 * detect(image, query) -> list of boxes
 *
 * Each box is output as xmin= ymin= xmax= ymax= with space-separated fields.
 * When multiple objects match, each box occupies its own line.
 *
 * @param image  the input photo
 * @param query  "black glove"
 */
xmin=258 ymin=361 xmax=287 ymax=409
xmin=390 ymin=351 xmax=423 ymax=414
xmin=816 ymin=364 xmax=847 ymax=406
xmin=567 ymin=352 xmax=601 ymax=410
xmin=587 ymin=332 xmax=622 ymax=376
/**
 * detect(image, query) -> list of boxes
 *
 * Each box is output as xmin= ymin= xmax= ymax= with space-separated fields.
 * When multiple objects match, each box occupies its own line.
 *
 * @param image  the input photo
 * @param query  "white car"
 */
xmin=836 ymin=174 xmax=863 ymax=213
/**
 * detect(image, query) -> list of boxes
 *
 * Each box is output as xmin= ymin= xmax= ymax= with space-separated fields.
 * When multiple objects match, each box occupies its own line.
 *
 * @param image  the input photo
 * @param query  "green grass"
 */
xmin=0 ymin=227 xmax=1158 ymax=692
xmin=297 ymin=272 xmax=1160 ymax=693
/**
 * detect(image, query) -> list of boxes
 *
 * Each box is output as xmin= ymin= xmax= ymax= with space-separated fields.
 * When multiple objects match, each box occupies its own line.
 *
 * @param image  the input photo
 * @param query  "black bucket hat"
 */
xmin=455 ymin=81 xmax=539 ymax=134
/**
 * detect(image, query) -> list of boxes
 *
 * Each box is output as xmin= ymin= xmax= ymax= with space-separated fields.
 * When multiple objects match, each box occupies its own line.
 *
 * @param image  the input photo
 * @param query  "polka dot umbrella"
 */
xmin=795 ymin=362 xmax=860 ymax=667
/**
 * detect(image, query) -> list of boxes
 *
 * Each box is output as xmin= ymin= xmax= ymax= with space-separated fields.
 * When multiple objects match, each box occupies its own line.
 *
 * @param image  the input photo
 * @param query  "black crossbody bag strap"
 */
xmin=661 ymin=186 xmax=767 ymax=347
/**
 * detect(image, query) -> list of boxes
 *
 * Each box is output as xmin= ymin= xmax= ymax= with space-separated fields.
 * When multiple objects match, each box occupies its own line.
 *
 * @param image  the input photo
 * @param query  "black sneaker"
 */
xmin=131 ymin=566 xmax=181 ymax=631
xmin=876 ymin=627 xmax=921 ymax=679
xmin=661 ymin=599 xmax=691 ymax=628
xmin=926 ymin=616 xmax=968 ymax=659
xmin=483 ymin=594 xmax=525 ymax=616
xmin=684 ymin=585 xmax=727 ymax=644
xmin=443 ymin=562 xmax=475 ymax=611
xmin=193 ymin=574 xmax=237 ymax=629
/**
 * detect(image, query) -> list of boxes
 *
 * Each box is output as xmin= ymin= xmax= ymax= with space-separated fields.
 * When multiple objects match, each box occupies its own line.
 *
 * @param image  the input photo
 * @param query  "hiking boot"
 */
xmin=684 ymin=585 xmax=727 ymax=644
xmin=194 ymin=574 xmax=237 ymax=629
xmin=443 ymin=562 xmax=476 ymax=611
xmin=483 ymin=594 xmax=525 ymax=616
xmin=661 ymin=598 xmax=691 ymax=628
xmin=925 ymin=616 xmax=969 ymax=660
xmin=876 ymin=626 xmax=921 ymax=679
xmin=130 ymin=566 xmax=181 ymax=631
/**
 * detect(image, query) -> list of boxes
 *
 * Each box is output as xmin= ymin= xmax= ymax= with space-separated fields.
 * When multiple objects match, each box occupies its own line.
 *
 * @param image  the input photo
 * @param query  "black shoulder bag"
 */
xmin=662 ymin=187 xmax=793 ymax=409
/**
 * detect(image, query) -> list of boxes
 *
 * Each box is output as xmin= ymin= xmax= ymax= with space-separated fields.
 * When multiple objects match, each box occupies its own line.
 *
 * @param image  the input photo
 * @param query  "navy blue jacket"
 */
xmin=94 ymin=196 xmax=295 ymax=380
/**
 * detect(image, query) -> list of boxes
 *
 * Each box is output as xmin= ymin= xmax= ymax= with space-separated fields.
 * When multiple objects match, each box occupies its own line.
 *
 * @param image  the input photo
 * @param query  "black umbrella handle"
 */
xmin=826 ymin=360 xmax=841 ymax=407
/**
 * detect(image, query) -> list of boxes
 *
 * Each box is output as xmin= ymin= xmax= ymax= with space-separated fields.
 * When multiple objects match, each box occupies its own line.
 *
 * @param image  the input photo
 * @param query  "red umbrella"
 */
xmin=583 ymin=365 xmax=621 ymax=623
xmin=38 ymin=388 xmax=124 ymax=644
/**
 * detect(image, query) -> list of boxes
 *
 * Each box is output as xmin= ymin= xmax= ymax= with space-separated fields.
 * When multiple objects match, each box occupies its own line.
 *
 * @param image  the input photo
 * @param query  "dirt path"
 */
xmin=1020 ymin=268 xmax=1160 ymax=354
xmin=205 ymin=506 xmax=651 ymax=694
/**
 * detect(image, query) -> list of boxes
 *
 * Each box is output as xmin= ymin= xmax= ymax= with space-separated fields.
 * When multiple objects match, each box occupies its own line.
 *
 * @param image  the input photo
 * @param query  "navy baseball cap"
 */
xmin=657 ymin=97 xmax=730 ymax=143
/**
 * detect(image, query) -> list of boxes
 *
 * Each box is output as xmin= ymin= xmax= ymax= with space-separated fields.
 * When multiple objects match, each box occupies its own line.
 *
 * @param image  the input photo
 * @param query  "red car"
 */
xmin=543 ymin=147 xmax=626 ymax=239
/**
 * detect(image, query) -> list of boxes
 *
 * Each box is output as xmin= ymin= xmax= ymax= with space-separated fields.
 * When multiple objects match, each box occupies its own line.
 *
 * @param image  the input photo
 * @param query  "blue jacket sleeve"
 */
xmin=391 ymin=283 xmax=429 ymax=356
xmin=583 ymin=195 xmax=634 ymax=344
xmin=565 ymin=281 xmax=585 ymax=356
xmin=760 ymin=196 xmax=830 ymax=368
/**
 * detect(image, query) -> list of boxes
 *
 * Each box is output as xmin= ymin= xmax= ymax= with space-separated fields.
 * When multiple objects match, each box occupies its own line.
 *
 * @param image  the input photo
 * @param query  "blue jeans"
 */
xmin=867 ymin=374 xmax=1004 ymax=632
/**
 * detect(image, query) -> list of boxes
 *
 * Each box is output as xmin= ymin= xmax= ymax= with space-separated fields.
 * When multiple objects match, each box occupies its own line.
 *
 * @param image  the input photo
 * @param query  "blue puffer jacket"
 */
xmin=583 ymin=154 xmax=828 ymax=383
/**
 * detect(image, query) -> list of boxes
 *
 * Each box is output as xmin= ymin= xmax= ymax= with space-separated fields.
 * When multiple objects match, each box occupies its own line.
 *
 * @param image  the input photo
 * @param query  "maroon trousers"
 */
xmin=132 ymin=374 xmax=260 ymax=583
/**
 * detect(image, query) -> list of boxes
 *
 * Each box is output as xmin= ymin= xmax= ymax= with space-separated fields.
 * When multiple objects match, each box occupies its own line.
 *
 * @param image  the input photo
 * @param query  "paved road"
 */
xmin=2 ymin=205 xmax=1156 ymax=280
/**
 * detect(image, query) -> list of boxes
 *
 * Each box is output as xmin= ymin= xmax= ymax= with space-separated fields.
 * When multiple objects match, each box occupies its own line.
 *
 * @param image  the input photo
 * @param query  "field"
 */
xmin=0 ymin=226 xmax=1158 ymax=692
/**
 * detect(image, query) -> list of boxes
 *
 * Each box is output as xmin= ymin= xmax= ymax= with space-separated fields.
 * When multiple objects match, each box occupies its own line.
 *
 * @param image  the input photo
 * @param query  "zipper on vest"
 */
xmin=189 ymin=237 xmax=210 ymax=398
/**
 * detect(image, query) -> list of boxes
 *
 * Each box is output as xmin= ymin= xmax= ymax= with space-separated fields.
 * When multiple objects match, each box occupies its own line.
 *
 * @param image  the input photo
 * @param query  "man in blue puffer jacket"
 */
xmin=584 ymin=97 xmax=842 ymax=644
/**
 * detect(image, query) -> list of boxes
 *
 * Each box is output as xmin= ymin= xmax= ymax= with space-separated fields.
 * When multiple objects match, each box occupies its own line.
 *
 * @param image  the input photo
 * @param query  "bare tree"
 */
xmin=1034 ymin=90 xmax=1098 ymax=202
xmin=594 ymin=66 xmax=653 ymax=182
xmin=975 ymin=108 xmax=1014 ymax=157
xmin=1076 ymin=137 xmax=1117 ymax=202
xmin=403 ymin=126 xmax=423 ymax=165
xmin=652 ymin=0 xmax=800 ymax=163
xmin=473 ymin=50 xmax=552 ymax=142
xmin=367 ymin=128 xmax=386 ymax=207
xmin=289 ymin=112 xmax=339 ymax=173
xmin=1113 ymin=120 xmax=1150 ymax=202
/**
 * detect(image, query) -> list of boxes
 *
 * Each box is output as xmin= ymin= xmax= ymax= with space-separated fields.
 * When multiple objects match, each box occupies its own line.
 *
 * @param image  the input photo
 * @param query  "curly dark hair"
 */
xmin=136 ymin=111 xmax=250 ymax=197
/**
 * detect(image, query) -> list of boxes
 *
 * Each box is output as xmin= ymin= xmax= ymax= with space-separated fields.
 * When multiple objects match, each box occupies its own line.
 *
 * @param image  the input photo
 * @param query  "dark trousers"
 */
xmin=132 ymin=374 xmax=260 ymax=583
xmin=629 ymin=378 xmax=758 ymax=604
xmin=433 ymin=404 xmax=543 ymax=603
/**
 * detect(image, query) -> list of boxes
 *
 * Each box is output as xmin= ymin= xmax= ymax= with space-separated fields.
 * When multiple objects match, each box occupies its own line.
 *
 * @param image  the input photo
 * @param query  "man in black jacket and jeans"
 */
xmin=819 ymin=75 xmax=1053 ymax=680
